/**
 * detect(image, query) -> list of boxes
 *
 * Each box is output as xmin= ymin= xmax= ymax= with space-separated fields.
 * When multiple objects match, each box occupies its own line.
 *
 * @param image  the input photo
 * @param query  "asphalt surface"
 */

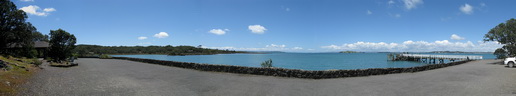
xmin=19 ymin=58 xmax=516 ymax=96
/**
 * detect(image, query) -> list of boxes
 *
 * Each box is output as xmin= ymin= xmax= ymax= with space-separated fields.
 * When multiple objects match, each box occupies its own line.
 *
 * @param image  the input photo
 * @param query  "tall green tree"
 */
xmin=32 ymin=31 xmax=49 ymax=42
xmin=494 ymin=48 xmax=507 ymax=59
xmin=484 ymin=18 xmax=516 ymax=57
xmin=48 ymin=29 xmax=76 ymax=61
xmin=0 ymin=0 xmax=37 ymax=56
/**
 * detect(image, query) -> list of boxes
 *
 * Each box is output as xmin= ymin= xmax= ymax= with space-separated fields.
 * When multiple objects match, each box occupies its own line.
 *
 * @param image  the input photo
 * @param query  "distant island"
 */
xmin=339 ymin=51 xmax=363 ymax=53
xmin=74 ymin=45 xmax=249 ymax=57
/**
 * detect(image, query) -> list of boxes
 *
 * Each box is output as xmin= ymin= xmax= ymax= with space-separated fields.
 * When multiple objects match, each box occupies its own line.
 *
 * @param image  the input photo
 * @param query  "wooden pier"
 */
xmin=389 ymin=54 xmax=483 ymax=64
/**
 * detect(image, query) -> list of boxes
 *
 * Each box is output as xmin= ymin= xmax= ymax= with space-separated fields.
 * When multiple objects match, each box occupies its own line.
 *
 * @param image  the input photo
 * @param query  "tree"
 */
xmin=0 ymin=0 xmax=36 ymax=55
xmin=32 ymin=31 xmax=49 ymax=42
xmin=48 ymin=29 xmax=76 ymax=61
xmin=494 ymin=48 xmax=507 ymax=59
xmin=484 ymin=18 xmax=516 ymax=57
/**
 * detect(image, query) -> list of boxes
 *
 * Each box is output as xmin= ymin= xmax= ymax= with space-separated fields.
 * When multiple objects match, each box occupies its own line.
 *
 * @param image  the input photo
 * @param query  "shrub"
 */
xmin=44 ymin=57 xmax=52 ymax=61
xmin=32 ymin=58 xmax=42 ymax=67
xmin=99 ymin=54 xmax=112 ymax=59
xmin=261 ymin=59 xmax=273 ymax=68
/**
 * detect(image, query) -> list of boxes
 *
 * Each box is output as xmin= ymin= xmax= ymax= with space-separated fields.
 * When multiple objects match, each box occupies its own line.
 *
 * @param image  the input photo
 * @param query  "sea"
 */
xmin=112 ymin=53 xmax=496 ymax=71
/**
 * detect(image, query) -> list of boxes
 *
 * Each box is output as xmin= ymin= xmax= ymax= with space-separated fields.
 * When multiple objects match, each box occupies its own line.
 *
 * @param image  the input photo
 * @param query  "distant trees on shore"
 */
xmin=74 ymin=45 xmax=247 ymax=57
xmin=484 ymin=18 xmax=516 ymax=59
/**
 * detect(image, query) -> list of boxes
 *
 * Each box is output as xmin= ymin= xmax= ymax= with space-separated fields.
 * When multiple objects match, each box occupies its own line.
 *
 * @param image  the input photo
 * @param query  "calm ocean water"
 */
xmin=112 ymin=53 xmax=496 ymax=70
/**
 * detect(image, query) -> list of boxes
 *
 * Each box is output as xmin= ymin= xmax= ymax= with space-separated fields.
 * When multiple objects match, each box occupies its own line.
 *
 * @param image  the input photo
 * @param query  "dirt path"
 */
xmin=19 ymin=58 xmax=516 ymax=96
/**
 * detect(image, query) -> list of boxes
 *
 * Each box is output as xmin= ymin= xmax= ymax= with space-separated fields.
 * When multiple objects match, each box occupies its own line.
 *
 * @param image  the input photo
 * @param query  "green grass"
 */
xmin=0 ymin=56 xmax=38 ymax=95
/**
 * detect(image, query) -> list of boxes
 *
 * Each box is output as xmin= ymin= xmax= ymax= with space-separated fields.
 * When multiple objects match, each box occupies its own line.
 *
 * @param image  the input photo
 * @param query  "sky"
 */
xmin=12 ymin=0 xmax=516 ymax=52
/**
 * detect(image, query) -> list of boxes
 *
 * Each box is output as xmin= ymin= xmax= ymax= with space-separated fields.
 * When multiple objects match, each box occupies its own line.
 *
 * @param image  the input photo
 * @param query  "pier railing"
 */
xmin=390 ymin=54 xmax=482 ymax=64
xmin=399 ymin=54 xmax=483 ymax=60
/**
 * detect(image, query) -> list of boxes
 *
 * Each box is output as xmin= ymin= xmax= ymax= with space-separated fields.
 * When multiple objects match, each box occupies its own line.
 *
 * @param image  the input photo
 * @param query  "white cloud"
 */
xmin=19 ymin=5 xmax=56 ymax=16
xmin=20 ymin=0 xmax=34 ymax=2
xmin=266 ymin=44 xmax=286 ymax=48
xmin=153 ymin=32 xmax=169 ymax=38
xmin=43 ymin=8 xmax=56 ymax=12
xmin=366 ymin=10 xmax=372 ymax=15
xmin=388 ymin=0 xmax=395 ymax=5
xmin=286 ymin=8 xmax=290 ymax=11
xmin=293 ymin=47 xmax=303 ymax=50
xmin=460 ymin=3 xmax=474 ymax=14
xmin=321 ymin=40 xmax=502 ymax=52
xmin=137 ymin=42 xmax=152 ymax=45
xmin=209 ymin=29 xmax=228 ymax=35
xmin=204 ymin=44 xmax=303 ymax=51
xmin=137 ymin=36 xmax=147 ymax=40
xmin=403 ymin=0 xmax=424 ymax=10
xmin=248 ymin=25 xmax=267 ymax=34
xmin=450 ymin=34 xmax=465 ymax=40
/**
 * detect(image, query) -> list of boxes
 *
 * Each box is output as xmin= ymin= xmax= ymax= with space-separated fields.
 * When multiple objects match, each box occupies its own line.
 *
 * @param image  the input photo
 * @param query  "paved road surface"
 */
xmin=20 ymin=58 xmax=516 ymax=96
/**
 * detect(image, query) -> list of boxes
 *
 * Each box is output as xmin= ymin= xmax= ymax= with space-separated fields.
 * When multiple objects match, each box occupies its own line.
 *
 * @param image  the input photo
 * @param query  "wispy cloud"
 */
xmin=366 ymin=10 xmax=372 ymax=15
xmin=248 ymin=25 xmax=267 ymax=34
xmin=450 ymin=34 xmax=465 ymax=40
xmin=137 ymin=36 xmax=148 ymax=40
xmin=480 ymin=3 xmax=486 ymax=7
xmin=19 ymin=5 xmax=56 ymax=16
xmin=19 ymin=0 xmax=34 ymax=2
xmin=43 ymin=8 xmax=56 ymax=12
xmin=209 ymin=29 xmax=228 ymax=35
xmin=403 ymin=0 xmax=424 ymax=10
xmin=321 ymin=40 xmax=501 ymax=52
xmin=388 ymin=0 xmax=395 ymax=5
xmin=153 ymin=32 xmax=169 ymax=38
xmin=460 ymin=3 xmax=474 ymax=14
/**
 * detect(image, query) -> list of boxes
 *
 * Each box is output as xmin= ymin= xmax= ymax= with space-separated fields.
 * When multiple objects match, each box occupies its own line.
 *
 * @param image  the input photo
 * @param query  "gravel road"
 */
xmin=19 ymin=58 xmax=516 ymax=96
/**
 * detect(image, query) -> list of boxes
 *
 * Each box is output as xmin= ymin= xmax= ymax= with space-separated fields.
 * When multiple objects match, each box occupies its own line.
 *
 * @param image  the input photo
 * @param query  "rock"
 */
xmin=0 ymin=60 xmax=5 ymax=68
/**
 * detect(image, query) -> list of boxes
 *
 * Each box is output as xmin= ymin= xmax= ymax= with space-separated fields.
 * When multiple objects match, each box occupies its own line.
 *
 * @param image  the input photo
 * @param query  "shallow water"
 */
xmin=112 ymin=53 xmax=495 ymax=70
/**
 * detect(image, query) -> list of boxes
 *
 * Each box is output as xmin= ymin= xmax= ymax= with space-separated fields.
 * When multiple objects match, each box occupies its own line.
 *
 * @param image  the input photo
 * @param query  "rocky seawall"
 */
xmin=112 ymin=57 xmax=471 ymax=79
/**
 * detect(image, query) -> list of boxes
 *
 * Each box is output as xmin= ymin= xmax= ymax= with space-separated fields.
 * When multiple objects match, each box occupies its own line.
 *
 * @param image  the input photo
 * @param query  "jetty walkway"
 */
xmin=391 ymin=54 xmax=483 ymax=64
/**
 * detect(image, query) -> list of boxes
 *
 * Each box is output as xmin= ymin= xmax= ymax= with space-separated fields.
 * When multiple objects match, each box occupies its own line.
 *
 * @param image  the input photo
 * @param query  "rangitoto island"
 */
xmin=339 ymin=51 xmax=363 ymax=53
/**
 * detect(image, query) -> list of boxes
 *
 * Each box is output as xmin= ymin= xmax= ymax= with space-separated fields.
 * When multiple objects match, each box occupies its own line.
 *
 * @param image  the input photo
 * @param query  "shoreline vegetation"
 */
xmin=74 ymin=45 xmax=250 ymax=57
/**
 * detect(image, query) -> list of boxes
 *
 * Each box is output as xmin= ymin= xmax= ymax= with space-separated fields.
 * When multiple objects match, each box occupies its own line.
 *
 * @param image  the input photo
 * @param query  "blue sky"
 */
xmin=13 ymin=0 xmax=515 ymax=52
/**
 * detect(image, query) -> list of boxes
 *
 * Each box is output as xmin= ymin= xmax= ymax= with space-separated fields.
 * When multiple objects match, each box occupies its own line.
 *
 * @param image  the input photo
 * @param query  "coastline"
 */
xmin=111 ymin=57 xmax=472 ymax=79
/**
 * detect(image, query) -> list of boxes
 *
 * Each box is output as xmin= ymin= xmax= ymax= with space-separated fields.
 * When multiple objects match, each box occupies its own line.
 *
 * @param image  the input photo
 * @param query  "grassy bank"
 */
xmin=0 ymin=56 xmax=39 ymax=95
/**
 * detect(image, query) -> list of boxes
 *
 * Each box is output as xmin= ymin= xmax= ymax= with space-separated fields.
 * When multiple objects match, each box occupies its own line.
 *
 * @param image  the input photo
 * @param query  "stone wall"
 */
xmin=112 ymin=57 xmax=471 ymax=79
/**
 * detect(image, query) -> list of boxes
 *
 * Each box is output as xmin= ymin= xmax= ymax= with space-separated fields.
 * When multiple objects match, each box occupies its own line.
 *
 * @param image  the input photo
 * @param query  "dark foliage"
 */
xmin=74 ymin=45 xmax=247 ymax=57
xmin=48 ymin=29 xmax=76 ymax=61
xmin=484 ymin=18 xmax=516 ymax=57
xmin=0 ymin=0 xmax=49 ymax=57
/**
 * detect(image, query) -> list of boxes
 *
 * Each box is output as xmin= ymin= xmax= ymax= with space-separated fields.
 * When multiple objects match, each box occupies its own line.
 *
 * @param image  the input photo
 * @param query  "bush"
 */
xmin=261 ymin=59 xmax=273 ymax=68
xmin=99 ymin=54 xmax=112 ymax=59
xmin=32 ymin=58 xmax=42 ymax=67
xmin=44 ymin=57 xmax=52 ymax=61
